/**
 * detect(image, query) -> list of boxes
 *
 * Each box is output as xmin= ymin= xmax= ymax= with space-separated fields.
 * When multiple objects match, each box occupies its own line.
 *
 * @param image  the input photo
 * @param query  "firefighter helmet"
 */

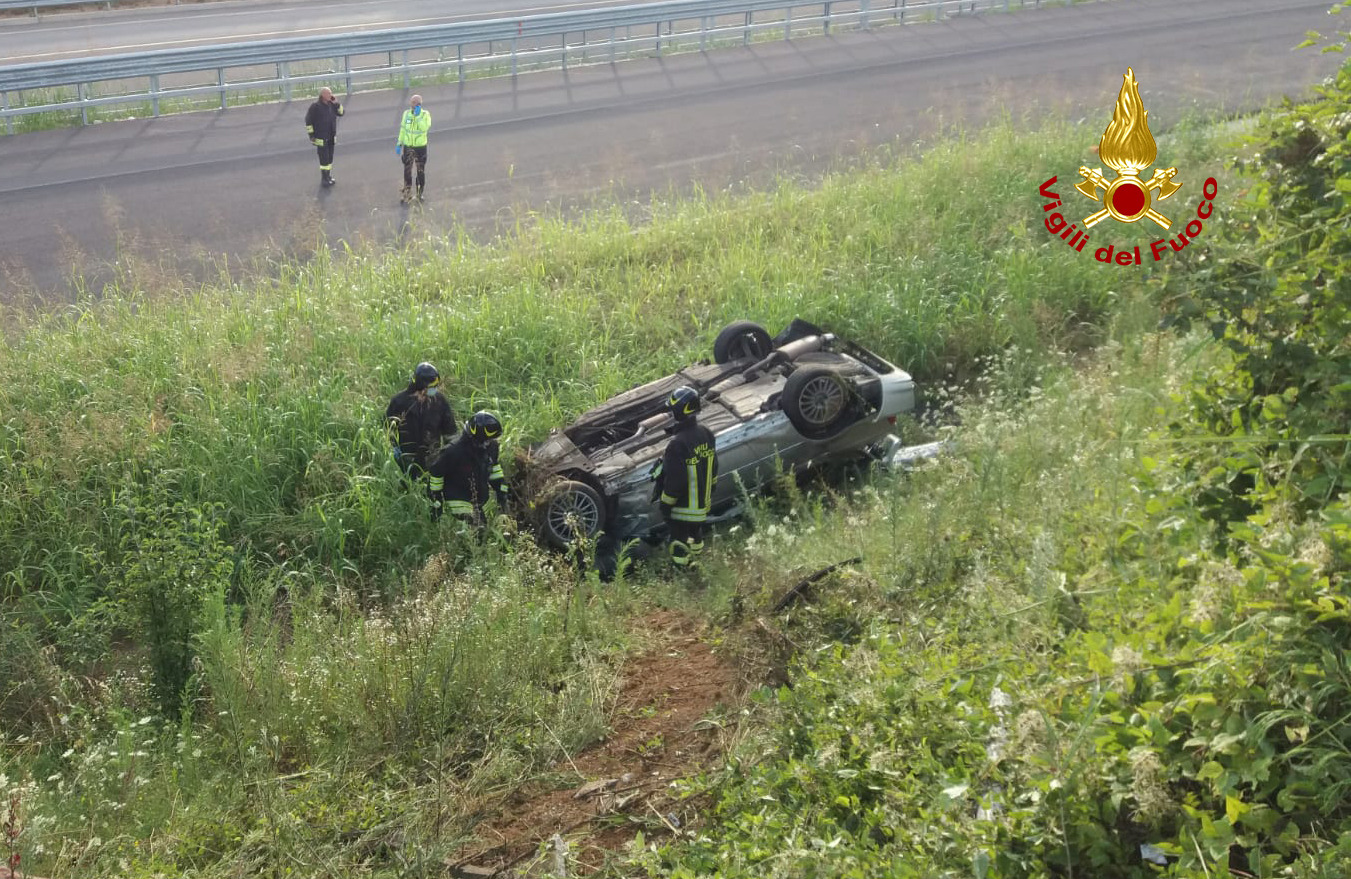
xmin=666 ymin=386 xmax=701 ymax=422
xmin=465 ymin=411 xmax=502 ymax=442
xmin=413 ymin=362 xmax=440 ymax=389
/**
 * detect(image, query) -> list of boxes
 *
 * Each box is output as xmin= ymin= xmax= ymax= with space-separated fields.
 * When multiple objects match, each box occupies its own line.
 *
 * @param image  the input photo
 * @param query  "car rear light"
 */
xmin=887 ymin=415 xmax=897 ymax=425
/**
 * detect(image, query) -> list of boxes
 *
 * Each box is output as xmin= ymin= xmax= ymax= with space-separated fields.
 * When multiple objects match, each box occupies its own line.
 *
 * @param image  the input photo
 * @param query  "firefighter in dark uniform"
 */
xmin=386 ymin=362 xmax=457 ymax=479
xmin=650 ymin=386 xmax=718 ymax=571
xmin=304 ymin=87 xmax=344 ymax=187
xmin=427 ymin=411 xmax=509 ymax=524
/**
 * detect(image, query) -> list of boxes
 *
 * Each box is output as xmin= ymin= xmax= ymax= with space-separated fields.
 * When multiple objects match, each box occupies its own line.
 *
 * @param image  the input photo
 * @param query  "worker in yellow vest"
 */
xmin=395 ymin=94 xmax=432 ymax=203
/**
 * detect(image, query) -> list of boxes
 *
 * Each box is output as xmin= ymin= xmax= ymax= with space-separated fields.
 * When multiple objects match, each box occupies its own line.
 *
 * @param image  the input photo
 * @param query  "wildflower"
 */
xmin=1296 ymin=534 xmax=1331 ymax=574
xmin=1128 ymin=748 xmax=1176 ymax=826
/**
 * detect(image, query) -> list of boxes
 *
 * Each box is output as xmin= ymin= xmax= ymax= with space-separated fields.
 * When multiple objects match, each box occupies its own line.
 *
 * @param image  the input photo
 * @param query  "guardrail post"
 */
xmin=784 ymin=6 xmax=792 ymax=41
xmin=744 ymin=11 xmax=751 ymax=46
xmin=898 ymin=0 xmax=905 ymax=23
xmin=344 ymin=56 xmax=352 ymax=96
xmin=562 ymin=31 xmax=568 ymax=69
xmin=457 ymin=44 xmax=464 ymax=82
xmin=3 ymin=92 xmax=11 ymax=135
xmin=655 ymin=21 xmax=661 ymax=55
xmin=78 ymin=82 xmax=87 ymax=125
xmin=700 ymin=16 xmax=708 ymax=50
xmin=511 ymin=36 xmax=518 ymax=77
xmin=151 ymin=73 xmax=160 ymax=116
xmin=610 ymin=26 xmax=617 ymax=63
xmin=861 ymin=0 xmax=870 ymax=30
xmin=281 ymin=61 xmax=291 ymax=101
xmin=218 ymin=68 xmax=226 ymax=110
xmin=824 ymin=2 xmax=831 ymax=34
xmin=403 ymin=50 xmax=410 ymax=88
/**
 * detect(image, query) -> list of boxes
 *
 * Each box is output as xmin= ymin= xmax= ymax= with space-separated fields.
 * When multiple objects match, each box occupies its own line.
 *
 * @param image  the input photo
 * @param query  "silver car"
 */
xmin=516 ymin=319 xmax=917 ymax=549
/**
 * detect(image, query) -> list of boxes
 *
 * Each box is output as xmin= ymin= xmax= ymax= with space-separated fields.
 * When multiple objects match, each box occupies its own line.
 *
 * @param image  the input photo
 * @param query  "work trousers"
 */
xmin=402 ymin=146 xmax=428 ymax=189
xmin=667 ymin=519 xmax=707 ymax=570
xmin=316 ymin=140 xmax=335 ymax=171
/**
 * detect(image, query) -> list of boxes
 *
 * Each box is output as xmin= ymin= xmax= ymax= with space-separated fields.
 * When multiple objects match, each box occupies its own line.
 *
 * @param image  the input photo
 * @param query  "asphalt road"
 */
xmin=0 ymin=0 xmax=1342 ymax=303
xmin=0 ymin=0 xmax=635 ymax=64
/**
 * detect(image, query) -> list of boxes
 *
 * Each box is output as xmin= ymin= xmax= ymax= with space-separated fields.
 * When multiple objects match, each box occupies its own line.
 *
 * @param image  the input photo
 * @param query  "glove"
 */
xmin=311 ymin=138 xmax=324 ymax=146
xmin=396 ymin=144 xmax=403 ymax=156
xmin=648 ymin=460 xmax=664 ymax=502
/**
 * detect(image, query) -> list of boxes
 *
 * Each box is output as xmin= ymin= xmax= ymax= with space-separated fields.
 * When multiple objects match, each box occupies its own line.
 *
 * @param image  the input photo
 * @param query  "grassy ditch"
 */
xmin=0 ymin=108 xmax=1261 ymax=877
xmin=628 ymin=64 xmax=1351 ymax=879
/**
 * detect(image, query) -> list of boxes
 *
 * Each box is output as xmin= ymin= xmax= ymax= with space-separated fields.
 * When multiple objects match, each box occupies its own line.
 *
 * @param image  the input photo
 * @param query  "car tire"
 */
xmin=782 ymin=367 xmax=854 ymax=439
xmin=713 ymin=321 xmax=774 ymax=364
xmin=538 ymin=479 xmax=606 ymax=550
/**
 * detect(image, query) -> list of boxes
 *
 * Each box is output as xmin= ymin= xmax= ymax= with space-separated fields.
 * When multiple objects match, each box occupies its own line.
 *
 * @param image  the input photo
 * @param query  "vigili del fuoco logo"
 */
xmin=1039 ymin=67 xmax=1217 ymax=266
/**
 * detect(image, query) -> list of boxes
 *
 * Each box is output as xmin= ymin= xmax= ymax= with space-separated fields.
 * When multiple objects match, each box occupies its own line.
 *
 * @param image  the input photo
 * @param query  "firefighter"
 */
xmin=650 ymin=386 xmax=718 ymax=571
xmin=386 ymin=362 xmax=457 ymax=479
xmin=427 ymin=411 xmax=509 ymax=524
xmin=395 ymin=94 xmax=432 ymax=203
xmin=304 ymin=87 xmax=344 ymax=187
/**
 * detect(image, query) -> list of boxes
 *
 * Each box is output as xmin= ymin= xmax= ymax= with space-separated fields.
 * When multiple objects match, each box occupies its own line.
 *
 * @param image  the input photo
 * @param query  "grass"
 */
xmin=0 ymin=110 xmax=1243 ymax=877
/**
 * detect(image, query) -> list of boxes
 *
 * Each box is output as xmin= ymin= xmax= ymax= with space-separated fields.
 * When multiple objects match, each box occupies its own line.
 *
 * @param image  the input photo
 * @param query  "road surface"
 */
xmin=0 ymin=0 xmax=637 ymax=64
xmin=0 ymin=0 xmax=1342 ymax=303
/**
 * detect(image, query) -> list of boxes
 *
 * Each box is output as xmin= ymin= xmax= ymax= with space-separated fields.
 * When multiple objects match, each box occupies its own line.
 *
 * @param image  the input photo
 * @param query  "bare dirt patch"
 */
xmin=449 ymin=609 xmax=741 ymax=877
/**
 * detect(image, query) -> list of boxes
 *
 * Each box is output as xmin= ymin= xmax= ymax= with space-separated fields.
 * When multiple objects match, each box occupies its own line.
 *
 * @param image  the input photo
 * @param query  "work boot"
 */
xmin=322 ymin=170 xmax=336 ymax=187
xmin=400 ymin=185 xmax=412 ymax=204
xmin=416 ymin=186 xmax=424 ymax=201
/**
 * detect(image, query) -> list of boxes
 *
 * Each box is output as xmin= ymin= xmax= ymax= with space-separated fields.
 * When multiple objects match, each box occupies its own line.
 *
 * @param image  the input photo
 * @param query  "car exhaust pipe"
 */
xmin=707 ymin=334 xmax=834 ymax=398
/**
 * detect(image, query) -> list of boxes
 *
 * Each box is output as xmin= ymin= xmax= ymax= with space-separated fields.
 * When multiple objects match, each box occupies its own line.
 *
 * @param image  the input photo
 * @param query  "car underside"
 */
xmin=513 ymin=319 xmax=916 ymax=550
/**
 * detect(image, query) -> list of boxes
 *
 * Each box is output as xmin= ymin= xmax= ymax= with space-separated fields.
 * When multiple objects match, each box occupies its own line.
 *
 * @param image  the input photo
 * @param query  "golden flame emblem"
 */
xmin=1075 ymin=68 xmax=1181 ymax=229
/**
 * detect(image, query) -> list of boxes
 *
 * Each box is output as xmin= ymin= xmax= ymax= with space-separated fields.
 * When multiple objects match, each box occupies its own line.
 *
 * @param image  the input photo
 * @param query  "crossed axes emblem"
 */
xmin=1075 ymin=166 xmax=1181 ymax=229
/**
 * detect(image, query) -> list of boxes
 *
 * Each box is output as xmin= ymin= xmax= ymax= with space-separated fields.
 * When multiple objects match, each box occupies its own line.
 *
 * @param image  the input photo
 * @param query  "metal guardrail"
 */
xmin=0 ymin=0 xmax=130 ymax=11
xmin=0 ymin=0 xmax=1082 ymax=133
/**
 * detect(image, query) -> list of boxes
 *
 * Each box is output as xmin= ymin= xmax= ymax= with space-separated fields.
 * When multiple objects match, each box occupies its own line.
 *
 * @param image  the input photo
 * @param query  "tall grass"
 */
xmin=1 ymin=115 xmax=1180 ymax=620
xmin=0 ymin=113 xmax=1237 ymax=876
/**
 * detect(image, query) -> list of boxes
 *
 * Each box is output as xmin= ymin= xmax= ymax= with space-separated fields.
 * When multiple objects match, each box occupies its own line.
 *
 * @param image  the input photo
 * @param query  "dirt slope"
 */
xmin=449 ymin=609 xmax=741 ymax=877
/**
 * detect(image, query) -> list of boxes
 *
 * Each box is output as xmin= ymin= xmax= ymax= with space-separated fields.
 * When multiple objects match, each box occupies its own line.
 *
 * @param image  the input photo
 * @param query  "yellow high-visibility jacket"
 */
xmin=397 ymin=108 xmax=432 ymax=148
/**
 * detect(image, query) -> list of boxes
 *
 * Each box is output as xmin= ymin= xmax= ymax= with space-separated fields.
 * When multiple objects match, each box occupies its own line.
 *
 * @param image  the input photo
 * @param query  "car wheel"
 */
xmin=539 ymin=479 xmax=605 ymax=550
xmin=713 ymin=320 xmax=773 ymax=364
xmin=783 ymin=367 xmax=853 ymax=438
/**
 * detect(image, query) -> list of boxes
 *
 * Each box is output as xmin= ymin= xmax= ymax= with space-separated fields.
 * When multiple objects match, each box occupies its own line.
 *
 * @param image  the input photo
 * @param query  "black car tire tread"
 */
xmin=713 ymin=321 xmax=774 ymax=364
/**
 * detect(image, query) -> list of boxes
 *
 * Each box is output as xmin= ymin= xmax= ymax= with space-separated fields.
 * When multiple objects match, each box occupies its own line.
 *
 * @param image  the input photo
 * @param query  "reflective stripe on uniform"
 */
xmin=670 ymin=455 xmax=714 ymax=522
xmin=429 ymin=476 xmax=444 ymax=491
xmin=490 ymin=464 xmax=504 ymax=481
xmin=670 ymin=509 xmax=707 ymax=522
xmin=445 ymin=500 xmax=474 ymax=515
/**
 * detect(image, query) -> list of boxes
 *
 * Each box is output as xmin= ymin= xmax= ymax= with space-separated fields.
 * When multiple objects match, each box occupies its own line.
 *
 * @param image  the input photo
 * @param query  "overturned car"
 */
xmin=515 ymin=319 xmax=917 ymax=549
